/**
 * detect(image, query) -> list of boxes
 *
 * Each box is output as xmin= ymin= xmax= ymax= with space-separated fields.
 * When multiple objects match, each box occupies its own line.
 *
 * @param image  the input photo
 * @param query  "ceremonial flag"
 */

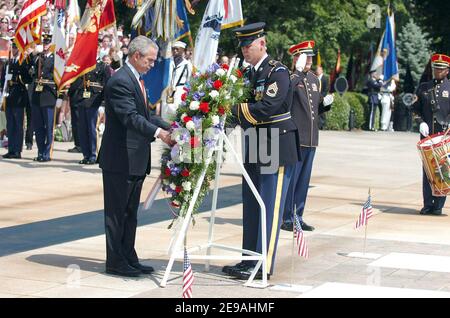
xmin=294 ymin=214 xmax=309 ymax=259
xmin=14 ymin=0 xmax=47 ymax=63
xmin=192 ymin=0 xmax=225 ymax=72
xmin=316 ymin=49 xmax=322 ymax=68
xmin=381 ymin=10 xmax=399 ymax=82
xmin=174 ymin=0 xmax=191 ymax=42
xmin=66 ymin=0 xmax=80 ymax=36
xmin=329 ymin=48 xmax=341 ymax=92
xmin=221 ymin=0 xmax=243 ymax=30
xmin=52 ymin=1 xmax=67 ymax=88
xmin=99 ymin=0 xmax=116 ymax=31
xmin=355 ymin=195 xmax=374 ymax=229
xmin=182 ymin=247 xmax=194 ymax=298
xmin=59 ymin=0 xmax=109 ymax=91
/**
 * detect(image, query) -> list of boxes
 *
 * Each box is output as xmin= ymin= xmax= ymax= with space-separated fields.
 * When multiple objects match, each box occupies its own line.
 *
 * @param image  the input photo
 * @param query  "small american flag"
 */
xmin=294 ymin=214 xmax=309 ymax=259
xmin=355 ymin=195 xmax=374 ymax=229
xmin=182 ymin=248 xmax=194 ymax=298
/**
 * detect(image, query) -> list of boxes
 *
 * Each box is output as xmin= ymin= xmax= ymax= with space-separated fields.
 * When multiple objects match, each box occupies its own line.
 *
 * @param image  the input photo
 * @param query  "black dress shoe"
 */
xmin=420 ymin=207 xmax=433 ymax=215
xmin=280 ymin=222 xmax=293 ymax=232
xmin=431 ymin=209 xmax=443 ymax=216
xmin=231 ymin=267 xmax=271 ymax=280
xmin=78 ymin=158 xmax=88 ymax=164
xmin=86 ymin=159 xmax=96 ymax=165
xmin=300 ymin=221 xmax=315 ymax=232
xmin=33 ymin=156 xmax=43 ymax=161
xmin=222 ymin=262 xmax=249 ymax=275
xmin=68 ymin=146 xmax=82 ymax=153
xmin=105 ymin=264 xmax=141 ymax=277
xmin=3 ymin=152 xmax=21 ymax=159
xmin=130 ymin=263 xmax=154 ymax=274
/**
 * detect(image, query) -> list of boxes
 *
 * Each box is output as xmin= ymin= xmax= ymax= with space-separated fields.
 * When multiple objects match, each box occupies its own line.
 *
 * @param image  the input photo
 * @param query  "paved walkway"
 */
xmin=1 ymin=130 xmax=450 ymax=298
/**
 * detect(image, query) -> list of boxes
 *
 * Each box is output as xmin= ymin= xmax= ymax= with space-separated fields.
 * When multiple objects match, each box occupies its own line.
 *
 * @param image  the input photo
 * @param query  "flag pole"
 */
xmin=363 ymin=188 xmax=371 ymax=255
xmin=290 ymin=204 xmax=296 ymax=287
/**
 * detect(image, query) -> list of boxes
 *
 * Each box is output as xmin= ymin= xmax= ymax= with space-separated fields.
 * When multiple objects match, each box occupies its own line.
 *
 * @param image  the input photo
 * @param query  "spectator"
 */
xmin=99 ymin=35 xmax=111 ymax=60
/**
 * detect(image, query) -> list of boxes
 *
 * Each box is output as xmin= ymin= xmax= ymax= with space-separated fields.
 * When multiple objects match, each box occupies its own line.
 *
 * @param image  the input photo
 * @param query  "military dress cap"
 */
xmin=172 ymin=41 xmax=187 ymax=49
xmin=288 ymin=40 xmax=315 ymax=56
xmin=431 ymin=53 xmax=450 ymax=69
xmin=233 ymin=22 xmax=266 ymax=47
xmin=42 ymin=33 xmax=52 ymax=44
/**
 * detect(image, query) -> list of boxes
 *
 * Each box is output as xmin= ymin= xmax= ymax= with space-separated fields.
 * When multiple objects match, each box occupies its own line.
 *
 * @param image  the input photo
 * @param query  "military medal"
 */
xmin=83 ymin=90 xmax=91 ymax=98
xmin=443 ymin=91 xmax=449 ymax=98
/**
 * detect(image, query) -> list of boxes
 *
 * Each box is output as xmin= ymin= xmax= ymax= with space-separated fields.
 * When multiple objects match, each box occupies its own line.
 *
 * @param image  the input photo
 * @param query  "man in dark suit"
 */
xmin=99 ymin=36 xmax=173 ymax=277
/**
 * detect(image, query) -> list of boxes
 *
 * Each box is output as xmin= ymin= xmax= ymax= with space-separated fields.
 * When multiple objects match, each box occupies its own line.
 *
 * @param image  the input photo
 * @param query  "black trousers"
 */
xmin=102 ymin=170 xmax=145 ymax=268
xmin=70 ymin=105 xmax=80 ymax=147
xmin=25 ymin=101 xmax=33 ymax=145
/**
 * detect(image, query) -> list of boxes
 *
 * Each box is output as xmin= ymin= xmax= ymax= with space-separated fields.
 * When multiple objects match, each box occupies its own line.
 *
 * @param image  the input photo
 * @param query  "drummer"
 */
xmin=413 ymin=53 xmax=450 ymax=216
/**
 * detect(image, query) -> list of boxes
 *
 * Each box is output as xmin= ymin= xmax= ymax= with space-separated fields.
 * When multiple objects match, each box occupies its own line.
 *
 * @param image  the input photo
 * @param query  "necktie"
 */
xmin=139 ymin=76 xmax=147 ymax=105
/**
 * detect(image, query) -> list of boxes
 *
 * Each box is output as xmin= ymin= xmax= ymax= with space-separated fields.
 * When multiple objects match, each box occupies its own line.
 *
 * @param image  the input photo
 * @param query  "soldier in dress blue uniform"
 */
xmin=413 ymin=53 xmax=450 ymax=216
xmin=30 ymin=33 xmax=57 ymax=162
xmin=281 ymin=40 xmax=334 ymax=232
xmin=367 ymin=70 xmax=384 ymax=131
xmin=68 ymin=61 xmax=111 ymax=164
xmin=222 ymin=22 xmax=299 ymax=280
xmin=1 ymin=42 xmax=32 ymax=159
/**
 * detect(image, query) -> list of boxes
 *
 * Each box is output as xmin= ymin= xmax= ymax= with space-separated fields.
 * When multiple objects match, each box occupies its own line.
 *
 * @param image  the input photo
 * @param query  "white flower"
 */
xmin=186 ymin=121 xmax=196 ymax=131
xmin=230 ymin=75 xmax=237 ymax=83
xmin=212 ymin=115 xmax=220 ymax=126
xmin=209 ymin=90 xmax=220 ymax=99
xmin=238 ymin=89 xmax=243 ymax=96
xmin=175 ymin=134 xmax=186 ymax=145
xmin=182 ymin=181 xmax=192 ymax=191
xmin=189 ymin=101 xmax=200 ymax=110
xmin=162 ymin=179 xmax=170 ymax=185
xmin=215 ymin=68 xmax=226 ymax=76
xmin=225 ymin=94 xmax=231 ymax=100
xmin=181 ymin=113 xmax=188 ymax=121
xmin=170 ymin=183 xmax=176 ymax=190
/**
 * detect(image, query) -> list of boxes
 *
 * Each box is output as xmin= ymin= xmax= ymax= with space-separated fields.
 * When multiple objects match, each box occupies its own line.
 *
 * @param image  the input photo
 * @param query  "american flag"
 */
xmin=355 ymin=195 xmax=374 ymax=229
xmin=182 ymin=248 xmax=194 ymax=298
xmin=294 ymin=214 xmax=309 ymax=259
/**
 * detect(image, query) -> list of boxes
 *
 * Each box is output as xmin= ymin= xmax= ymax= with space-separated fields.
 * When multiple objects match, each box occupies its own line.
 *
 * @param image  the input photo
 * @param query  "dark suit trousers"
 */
xmin=102 ymin=171 xmax=145 ymax=268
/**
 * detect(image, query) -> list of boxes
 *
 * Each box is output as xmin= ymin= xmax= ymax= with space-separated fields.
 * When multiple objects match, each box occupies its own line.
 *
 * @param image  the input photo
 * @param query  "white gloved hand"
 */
xmin=419 ymin=122 xmax=429 ymax=137
xmin=98 ymin=106 xmax=105 ymax=114
xmin=323 ymin=94 xmax=334 ymax=106
xmin=55 ymin=98 xmax=63 ymax=109
xmin=295 ymin=53 xmax=307 ymax=72
xmin=379 ymin=74 xmax=384 ymax=81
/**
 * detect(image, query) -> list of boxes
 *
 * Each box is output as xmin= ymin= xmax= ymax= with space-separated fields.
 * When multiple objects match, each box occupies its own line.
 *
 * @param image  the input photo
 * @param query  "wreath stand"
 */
xmin=143 ymin=130 xmax=269 ymax=288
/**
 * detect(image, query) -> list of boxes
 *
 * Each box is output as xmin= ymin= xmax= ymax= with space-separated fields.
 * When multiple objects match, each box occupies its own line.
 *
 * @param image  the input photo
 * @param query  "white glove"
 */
xmin=98 ymin=106 xmax=105 ymax=114
xmin=5 ymin=74 xmax=12 ymax=81
xmin=55 ymin=98 xmax=63 ymax=109
xmin=295 ymin=53 xmax=307 ymax=72
xmin=420 ymin=122 xmax=429 ymax=137
xmin=379 ymin=74 xmax=384 ymax=81
xmin=323 ymin=94 xmax=334 ymax=106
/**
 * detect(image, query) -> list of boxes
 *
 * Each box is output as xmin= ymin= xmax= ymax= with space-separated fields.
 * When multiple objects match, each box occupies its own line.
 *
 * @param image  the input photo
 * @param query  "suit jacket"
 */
xmin=99 ymin=63 xmax=170 ymax=176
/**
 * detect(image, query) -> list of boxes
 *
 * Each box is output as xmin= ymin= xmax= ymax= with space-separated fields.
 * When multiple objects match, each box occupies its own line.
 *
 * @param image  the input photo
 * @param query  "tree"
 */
xmin=397 ymin=18 xmax=431 ymax=88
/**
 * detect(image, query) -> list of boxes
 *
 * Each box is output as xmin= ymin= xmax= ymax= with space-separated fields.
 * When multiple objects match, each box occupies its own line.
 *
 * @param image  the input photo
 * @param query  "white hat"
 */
xmin=172 ymin=41 xmax=187 ymax=49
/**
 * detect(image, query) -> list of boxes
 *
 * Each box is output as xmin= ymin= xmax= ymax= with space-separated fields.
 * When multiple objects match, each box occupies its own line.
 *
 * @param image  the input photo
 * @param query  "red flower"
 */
xmin=221 ymin=64 xmax=229 ymax=70
xmin=236 ymin=69 xmax=243 ymax=78
xmin=181 ymin=93 xmax=187 ymax=101
xmin=213 ymin=80 xmax=223 ymax=90
xmin=218 ymin=106 xmax=225 ymax=115
xmin=190 ymin=136 xmax=200 ymax=148
xmin=175 ymin=186 xmax=183 ymax=193
xmin=183 ymin=116 xmax=192 ymax=123
xmin=164 ymin=167 xmax=171 ymax=176
xmin=183 ymin=86 xmax=190 ymax=92
xmin=181 ymin=169 xmax=190 ymax=177
xmin=199 ymin=102 xmax=210 ymax=113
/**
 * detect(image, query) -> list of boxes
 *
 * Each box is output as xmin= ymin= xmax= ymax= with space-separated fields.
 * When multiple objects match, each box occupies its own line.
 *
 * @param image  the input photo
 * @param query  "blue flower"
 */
xmin=193 ymin=91 xmax=205 ymax=101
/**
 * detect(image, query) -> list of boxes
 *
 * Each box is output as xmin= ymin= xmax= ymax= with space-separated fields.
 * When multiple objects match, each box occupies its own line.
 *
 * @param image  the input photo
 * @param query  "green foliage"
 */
xmin=397 ymin=18 xmax=431 ymax=89
xmin=346 ymin=92 xmax=367 ymax=129
xmin=324 ymin=94 xmax=350 ymax=130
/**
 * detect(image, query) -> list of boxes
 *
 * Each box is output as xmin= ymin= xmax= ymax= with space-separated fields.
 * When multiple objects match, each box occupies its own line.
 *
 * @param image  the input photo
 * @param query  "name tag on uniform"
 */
xmin=443 ymin=90 xmax=449 ymax=98
xmin=83 ymin=90 xmax=91 ymax=99
xmin=312 ymin=83 xmax=318 ymax=92
xmin=35 ymin=84 xmax=43 ymax=92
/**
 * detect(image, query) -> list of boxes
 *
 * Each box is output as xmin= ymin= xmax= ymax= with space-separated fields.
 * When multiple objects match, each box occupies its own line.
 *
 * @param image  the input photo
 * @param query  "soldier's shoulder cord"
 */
xmin=267 ymin=60 xmax=288 ymax=79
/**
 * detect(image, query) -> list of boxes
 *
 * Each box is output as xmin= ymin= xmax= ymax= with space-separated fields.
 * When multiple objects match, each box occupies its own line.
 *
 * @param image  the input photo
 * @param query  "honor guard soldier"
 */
xmin=30 ymin=33 xmax=57 ymax=162
xmin=68 ymin=61 xmax=111 ymax=164
xmin=223 ymin=22 xmax=299 ymax=280
xmin=413 ymin=53 xmax=450 ymax=216
xmin=367 ymin=70 xmax=384 ymax=131
xmin=281 ymin=40 xmax=334 ymax=232
xmin=1 ymin=41 xmax=32 ymax=159
xmin=160 ymin=41 xmax=192 ymax=122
